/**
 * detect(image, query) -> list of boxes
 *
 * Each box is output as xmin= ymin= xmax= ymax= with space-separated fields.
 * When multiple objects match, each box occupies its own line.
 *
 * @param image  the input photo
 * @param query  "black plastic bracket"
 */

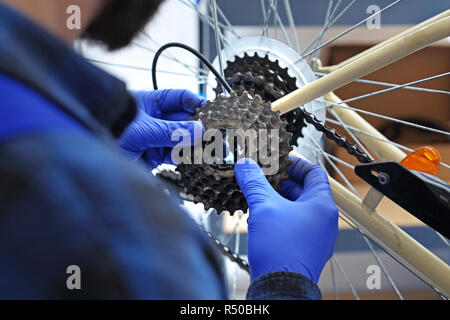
xmin=355 ymin=161 xmax=450 ymax=239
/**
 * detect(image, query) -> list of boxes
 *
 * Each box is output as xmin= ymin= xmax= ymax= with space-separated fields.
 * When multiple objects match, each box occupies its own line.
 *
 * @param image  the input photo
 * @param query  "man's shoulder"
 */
xmin=0 ymin=71 xmax=192 ymax=234
xmin=0 ymin=71 xmax=152 ymax=209
xmin=0 ymin=132 xmax=187 ymax=229
xmin=0 ymin=132 xmax=227 ymax=299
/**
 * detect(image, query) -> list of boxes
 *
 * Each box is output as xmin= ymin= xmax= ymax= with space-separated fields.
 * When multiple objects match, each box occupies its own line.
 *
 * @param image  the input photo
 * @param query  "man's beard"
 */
xmin=82 ymin=0 xmax=165 ymax=51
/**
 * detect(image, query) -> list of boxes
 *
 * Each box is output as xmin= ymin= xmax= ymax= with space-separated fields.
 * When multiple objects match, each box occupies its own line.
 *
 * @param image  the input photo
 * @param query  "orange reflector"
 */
xmin=400 ymin=146 xmax=441 ymax=175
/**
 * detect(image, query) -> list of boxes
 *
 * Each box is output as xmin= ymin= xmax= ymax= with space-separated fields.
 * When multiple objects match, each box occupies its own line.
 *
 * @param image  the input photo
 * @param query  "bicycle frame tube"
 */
xmin=325 ymin=93 xmax=449 ymax=297
xmin=330 ymin=176 xmax=450 ymax=299
xmin=290 ymin=151 xmax=450 ymax=298
xmin=320 ymin=10 xmax=450 ymax=74
xmin=271 ymin=11 xmax=450 ymax=115
xmin=325 ymin=92 xmax=406 ymax=162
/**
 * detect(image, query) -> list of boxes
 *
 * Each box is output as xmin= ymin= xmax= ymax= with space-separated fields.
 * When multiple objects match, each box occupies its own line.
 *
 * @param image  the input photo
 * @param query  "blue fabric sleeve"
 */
xmin=0 ymin=72 xmax=84 ymax=143
xmin=0 ymin=73 xmax=227 ymax=299
xmin=246 ymin=272 xmax=322 ymax=300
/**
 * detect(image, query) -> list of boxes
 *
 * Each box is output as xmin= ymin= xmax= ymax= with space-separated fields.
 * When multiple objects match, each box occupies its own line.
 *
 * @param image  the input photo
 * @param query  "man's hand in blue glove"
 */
xmin=234 ymin=157 xmax=338 ymax=283
xmin=120 ymin=89 xmax=205 ymax=169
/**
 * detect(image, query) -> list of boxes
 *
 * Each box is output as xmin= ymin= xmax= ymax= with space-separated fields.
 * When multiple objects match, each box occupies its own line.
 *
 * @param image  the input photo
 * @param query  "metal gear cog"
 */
xmin=175 ymin=91 xmax=292 ymax=215
xmin=214 ymin=53 xmax=307 ymax=146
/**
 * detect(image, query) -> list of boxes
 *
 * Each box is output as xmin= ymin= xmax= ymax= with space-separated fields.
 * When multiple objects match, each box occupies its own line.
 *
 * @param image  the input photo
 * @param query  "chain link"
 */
xmin=201 ymin=106 xmax=373 ymax=271
xmin=206 ymin=231 xmax=250 ymax=274
xmin=158 ymin=104 xmax=374 ymax=273
xmin=298 ymin=106 xmax=374 ymax=163
xmin=158 ymin=97 xmax=374 ymax=275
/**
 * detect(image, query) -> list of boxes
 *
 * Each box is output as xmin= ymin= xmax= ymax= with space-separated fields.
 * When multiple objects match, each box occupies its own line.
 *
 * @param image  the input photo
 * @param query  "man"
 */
xmin=0 ymin=0 xmax=338 ymax=299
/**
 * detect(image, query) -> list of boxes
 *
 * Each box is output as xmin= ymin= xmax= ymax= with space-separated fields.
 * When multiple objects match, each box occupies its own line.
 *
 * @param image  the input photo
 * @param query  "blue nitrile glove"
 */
xmin=234 ymin=157 xmax=339 ymax=283
xmin=120 ymin=89 xmax=206 ymax=169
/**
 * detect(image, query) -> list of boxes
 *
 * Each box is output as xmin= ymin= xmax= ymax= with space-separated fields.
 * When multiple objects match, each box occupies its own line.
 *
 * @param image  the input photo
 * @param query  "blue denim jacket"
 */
xmin=0 ymin=3 xmax=320 ymax=299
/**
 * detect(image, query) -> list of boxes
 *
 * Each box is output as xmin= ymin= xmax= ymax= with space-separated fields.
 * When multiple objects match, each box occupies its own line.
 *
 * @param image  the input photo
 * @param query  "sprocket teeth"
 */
xmin=214 ymin=53 xmax=307 ymax=146
xmin=176 ymin=91 xmax=291 ymax=215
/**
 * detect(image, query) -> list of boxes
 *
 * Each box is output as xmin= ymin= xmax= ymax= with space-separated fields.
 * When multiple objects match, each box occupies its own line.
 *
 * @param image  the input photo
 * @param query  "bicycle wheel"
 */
xmin=78 ymin=0 xmax=450 ymax=300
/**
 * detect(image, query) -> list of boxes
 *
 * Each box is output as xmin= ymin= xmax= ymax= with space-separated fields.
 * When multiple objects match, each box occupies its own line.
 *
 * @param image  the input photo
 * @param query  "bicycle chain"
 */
xmin=157 ymin=55 xmax=374 ymax=272
xmin=298 ymin=105 xmax=373 ymax=164
xmin=158 ymin=104 xmax=372 ymax=273
xmin=203 ymin=106 xmax=372 ymax=273
xmin=206 ymin=231 xmax=250 ymax=274
xmin=158 ymin=104 xmax=373 ymax=273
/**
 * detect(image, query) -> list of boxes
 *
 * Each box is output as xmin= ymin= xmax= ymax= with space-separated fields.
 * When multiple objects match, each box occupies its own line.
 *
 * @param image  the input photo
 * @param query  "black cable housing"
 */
xmin=151 ymin=42 xmax=232 ymax=93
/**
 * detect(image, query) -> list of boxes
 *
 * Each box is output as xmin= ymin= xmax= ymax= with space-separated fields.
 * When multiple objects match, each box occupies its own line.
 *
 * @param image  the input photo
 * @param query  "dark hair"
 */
xmin=82 ymin=0 xmax=165 ymax=50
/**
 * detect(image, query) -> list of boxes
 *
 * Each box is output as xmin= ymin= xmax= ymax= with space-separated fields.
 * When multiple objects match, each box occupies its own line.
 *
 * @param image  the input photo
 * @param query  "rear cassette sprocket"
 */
xmin=215 ymin=53 xmax=307 ymax=146
xmin=176 ymin=91 xmax=292 ymax=215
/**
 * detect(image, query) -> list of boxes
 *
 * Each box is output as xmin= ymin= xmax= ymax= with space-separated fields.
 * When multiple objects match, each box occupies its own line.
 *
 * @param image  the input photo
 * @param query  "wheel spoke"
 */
xmin=86 ymin=58 xmax=206 ymax=79
xmin=316 ymin=72 xmax=450 ymax=95
xmin=320 ymin=99 xmax=450 ymax=137
xmin=140 ymin=32 xmax=209 ymax=75
xmin=339 ymin=209 xmax=405 ymax=299
xmin=332 ymin=256 xmax=360 ymax=300
xmin=329 ymin=259 xmax=339 ymax=299
xmin=302 ymin=139 xmax=356 ymax=170
xmin=301 ymin=0 xmax=334 ymax=56
xmin=210 ymin=0 xmax=226 ymax=94
xmin=340 ymin=72 xmax=450 ymax=104
xmin=302 ymin=0 xmax=358 ymax=56
xmin=309 ymin=0 xmax=334 ymax=60
xmin=324 ymin=117 xmax=450 ymax=171
xmin=146 ymin=1 xmax=449 ymax=300
xmin=178 ymin=0 xmax=232 ymax=46
xmin=307 ymin=136 xmax=359 ymax=194
xmin=272 ymin=0 xmax=278 ymax=39
xmin=363 ymin=231 xmax=404 ymax=299
xmin=132 ymin=41 xmax=210 ymax=76
xmin=328 ymin=0 xmax=358 ymax=28
xmin=231 ymin=212 xmax=243 ymax=300
xmin=260 ymin=0 xmax=267 ymax=23
xmin=312 ymin=135 xmax=432 ymax=300
xmin=269 ymin=0 xmax=293 ymax=48
xmin=337 ymin=209 xmax=404 ymax=299
xmin=328 ymin=109 xmax=374 ymax=161
xmin=206 ymin=0 xmax=227 ymax=50
xmin=262 ymin=0 xmax=276 ymax=37
xmin=434 ymin=232 xmax=450 ymax=248
xmin=337 ymin=205 xmax=448 ymax=299
xmin=224 ymin=219 xmax=241 ymax=246
xmin=214 ymin=1 xmax=241 ymax=40
xmin=301 ymin=0 xmax=403 ymax=60
xmin=283 ymin=0 xmax=301 ymax=52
